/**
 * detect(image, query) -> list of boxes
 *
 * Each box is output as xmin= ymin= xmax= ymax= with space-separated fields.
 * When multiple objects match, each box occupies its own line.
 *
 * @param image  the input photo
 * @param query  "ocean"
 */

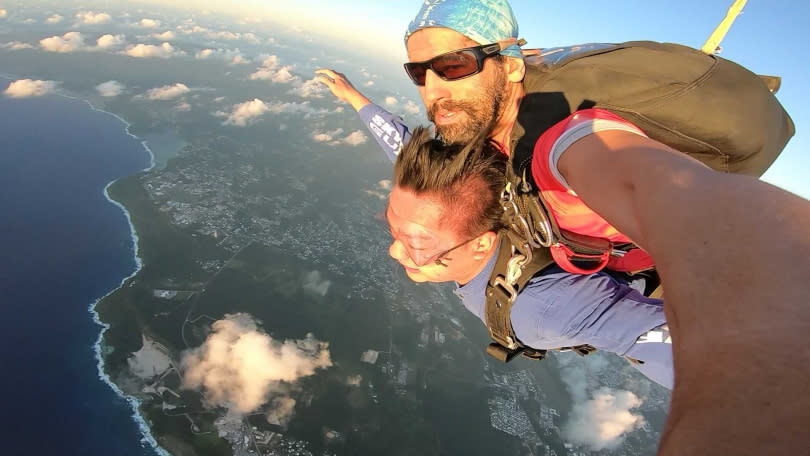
xmin=0 ymin=92 xmax=161 ymax=455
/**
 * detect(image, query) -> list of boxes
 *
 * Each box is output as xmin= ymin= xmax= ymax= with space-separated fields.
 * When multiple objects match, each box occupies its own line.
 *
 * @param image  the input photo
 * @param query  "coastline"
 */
xmin=59 ymin=90 xmax=173 ymax=456
xmin=80 ymin=97 xmax=174 ymax=456
xmin=92 ymin=183 xmax=170 ymax=456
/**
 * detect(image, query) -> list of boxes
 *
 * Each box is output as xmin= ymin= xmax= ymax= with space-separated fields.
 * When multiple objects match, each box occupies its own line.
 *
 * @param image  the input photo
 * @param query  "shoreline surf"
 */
xmin=79 ymin=95 xmax=174 ymax=456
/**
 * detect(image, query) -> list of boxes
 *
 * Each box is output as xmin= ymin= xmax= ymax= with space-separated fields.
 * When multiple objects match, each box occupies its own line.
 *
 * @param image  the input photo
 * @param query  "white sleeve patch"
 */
xmin=549 ymin=117 xmax=647 ymax=190
xmin=637 ymin=325 xmax=672 ymax=344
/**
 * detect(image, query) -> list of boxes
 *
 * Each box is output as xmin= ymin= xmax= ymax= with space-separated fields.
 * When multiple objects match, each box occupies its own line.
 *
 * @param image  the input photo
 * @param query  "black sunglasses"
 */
xmin=404 ymin=42 xmax=504 ymax=86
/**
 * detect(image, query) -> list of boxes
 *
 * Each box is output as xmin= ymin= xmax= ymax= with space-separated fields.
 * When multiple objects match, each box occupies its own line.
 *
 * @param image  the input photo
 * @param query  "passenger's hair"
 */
xmin=394 ymin=126 xmax=507 ymax=237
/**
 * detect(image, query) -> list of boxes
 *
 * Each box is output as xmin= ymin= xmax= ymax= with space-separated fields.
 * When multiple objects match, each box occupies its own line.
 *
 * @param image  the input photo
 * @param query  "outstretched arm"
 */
xmin=558 ymin=130 xmax=810 ymax=455
xmin=315 ymin=68 xmax=372 ymax=112
xmin=316 ymin=69 xmax=413 ymax=162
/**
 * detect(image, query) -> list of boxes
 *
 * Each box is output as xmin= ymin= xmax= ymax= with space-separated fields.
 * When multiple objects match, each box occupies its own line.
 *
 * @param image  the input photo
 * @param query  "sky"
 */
xmin=2 ymin=0 xmax=807 ymax=198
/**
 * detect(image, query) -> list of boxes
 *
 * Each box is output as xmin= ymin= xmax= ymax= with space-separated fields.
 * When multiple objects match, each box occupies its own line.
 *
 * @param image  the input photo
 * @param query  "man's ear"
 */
xmin=471 ymin=231 xmax=498 ymax=259
xmin=506 ymin=57 xmax=526 ymax=83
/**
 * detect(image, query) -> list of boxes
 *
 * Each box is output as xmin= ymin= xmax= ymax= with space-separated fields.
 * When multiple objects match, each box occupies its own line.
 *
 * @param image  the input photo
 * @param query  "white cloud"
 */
xmin=40 ymin=31 xmax=85 ymax=53
xmin=4 ymin=79 xmax=58 ymax=98
xmin=266 ymin=397 xmax=297 ymax=426
xmin=312 ymin=128 xmax=344 ymax=143
xmin=0 ymin=9 xmax=7 ymax=19
xmin=230 ymin=54 xmax=249 ymax=65
xmin=139 ymin=18 xmax=161 ymax=28
xmin=151 ymin=30 xmax=175 ymax=41
xmin=404 ymin=100 xmax=421 ymax=115
xmin=244 ymin=100 xmax=327 ymax=118
xmin=365 ymin=80 xmax=375 ymax=86
xmin=195 ymin=48 xmax=248 ymax=65
xmin=96 ymin=80 xmax=125 ymax=97
xmin=181 ymin=313 xmax=331 ymax=418
xmin=146 ymin=83 xmax=190 ymax=100
xmin=124 ymin=42 xmax=179 ymax=58
xmin=288 ymin=78 xmax=327 ymax=98
xmin=175 ymin=101 xmax=191 ymax=112
xmin=217 ymin=98 xmax=270 ymax=127
xmin=257 ymin=54 xmax=279 ymax=68
xmin=45 ymin=14 xmax=63 ymax=24
xmin=311 ymin=128 xmax=367 ymax=146
xmin=343 ymin=130 xmax=368 ymax=146
xmin=75 ymin=11 xmax=111 ymax=25
xmin=562 ymin=387 xmax=646 ymax=451
xmin=209 ymin=30 xmax=240 ymax=40
xmin=302 ymin=271 xmax=331 ymax=296
xmin=250 ymin=65 xmax=297 ymax=84
xmin=384 ymin=96 xmax=398 ymax=107
xmin=178 ymin=24 xmax=207 ymax=35
xmin=96 ymin=34 xmax=126 ymax=49
xmin=2 ymin=41 xmax=34 ymax=50
xmin=248 ymin=54 xmax=300 ymax=84
xmin=205 ymin=30 xmax=259 ymax=44
xmin=377 ymin=179 xmax=392 ymax=190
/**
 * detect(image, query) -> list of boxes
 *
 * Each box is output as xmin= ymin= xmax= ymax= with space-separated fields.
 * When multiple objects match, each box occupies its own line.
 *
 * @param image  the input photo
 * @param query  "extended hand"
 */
xmin=314 ymin=68 xmax=371 ymax=112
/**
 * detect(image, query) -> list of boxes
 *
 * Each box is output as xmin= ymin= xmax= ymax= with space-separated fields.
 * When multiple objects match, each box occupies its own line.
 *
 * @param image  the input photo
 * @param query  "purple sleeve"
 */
xmin=357 ymin=103 xmax=412 ymax=163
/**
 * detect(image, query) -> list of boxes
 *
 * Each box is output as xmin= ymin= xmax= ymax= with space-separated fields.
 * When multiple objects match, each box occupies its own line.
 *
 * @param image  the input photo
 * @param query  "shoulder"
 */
xmin=533 ymin=108 xmax=647 ymax=190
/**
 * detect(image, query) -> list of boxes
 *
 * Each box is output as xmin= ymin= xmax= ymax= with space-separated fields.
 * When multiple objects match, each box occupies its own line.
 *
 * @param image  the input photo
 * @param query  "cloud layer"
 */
xmin=96 ymin=80 xmax=125 ymax=97
xmin=217 ymin=98 xmax=270 ymax=126
xmin=249 ymin=55 xmax=298 ymax=84
xmin=97 ymin=34 xmax=126 ymax=49
xmin=40 ymin=31 xmax=85 ymax=53
xmin=557 ymin=355 xmax=646 ymax=451
xmin=562 ymin=387 xmax=646 ymax=450
xmin=75 ymin=11 xmax=110 ymax=25
xmin=124 ymin=42 xmax=179 ymax=58
xmin=181 ymin=313 xmax=331 ymax=420
xmin=312 ymin=128 xmax=367 ymax=146
xmin=4 ymin=79 xmax=58 ymax=98
xmin=146 ymin=83 xmax=190 ymax=100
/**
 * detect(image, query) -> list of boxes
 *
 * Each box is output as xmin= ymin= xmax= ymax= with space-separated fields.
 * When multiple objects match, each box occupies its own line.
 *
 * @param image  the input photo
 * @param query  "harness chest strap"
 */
xmin=484 ymin=167 xmax=598 ymax=362
xmin=483 ymin=234 xmax=597 ymax=362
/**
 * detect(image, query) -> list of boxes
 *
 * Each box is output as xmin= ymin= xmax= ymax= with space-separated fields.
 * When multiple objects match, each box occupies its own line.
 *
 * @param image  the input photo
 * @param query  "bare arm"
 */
xmin=558 ymin=130 xmax=810 ymax=455
xmin=314 ymin=68 xmax=371 ymax=112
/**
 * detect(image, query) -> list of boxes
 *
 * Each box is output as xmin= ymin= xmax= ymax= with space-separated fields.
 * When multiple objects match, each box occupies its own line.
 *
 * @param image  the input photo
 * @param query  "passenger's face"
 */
xmin=386 ymin=186 xmax=481 ymax=284
xmin=406 ymin=27 xmax=506 ymax=144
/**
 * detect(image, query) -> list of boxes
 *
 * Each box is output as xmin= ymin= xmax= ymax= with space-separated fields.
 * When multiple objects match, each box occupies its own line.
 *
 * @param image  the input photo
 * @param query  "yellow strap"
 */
xmin=702 ymin=0 xmax=748 ymax=54
xmin=649 ymin=285 xmax=665 ymax=300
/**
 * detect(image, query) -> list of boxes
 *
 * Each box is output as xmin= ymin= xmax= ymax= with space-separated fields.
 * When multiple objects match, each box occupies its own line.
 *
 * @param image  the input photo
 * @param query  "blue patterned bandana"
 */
xmin=405 ymin=0 xmax=521 ymax=58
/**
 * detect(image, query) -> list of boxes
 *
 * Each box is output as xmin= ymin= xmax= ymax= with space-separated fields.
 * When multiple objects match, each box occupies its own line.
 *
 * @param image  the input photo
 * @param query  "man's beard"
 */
xmin=428 ymin=72 xmax=506 ymax=144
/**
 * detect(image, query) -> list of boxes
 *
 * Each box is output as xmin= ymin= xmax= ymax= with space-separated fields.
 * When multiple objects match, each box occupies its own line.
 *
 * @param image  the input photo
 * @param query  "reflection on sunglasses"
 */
xmin=404 ymin=43 xmax=501 ymax=86
xmin=403 ymin=38 xmax=526 ymax=86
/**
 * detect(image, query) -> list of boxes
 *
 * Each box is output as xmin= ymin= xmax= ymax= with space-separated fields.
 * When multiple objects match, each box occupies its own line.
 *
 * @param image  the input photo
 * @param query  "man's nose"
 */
xmin=423 ymin=69 xmax=450 ymax=105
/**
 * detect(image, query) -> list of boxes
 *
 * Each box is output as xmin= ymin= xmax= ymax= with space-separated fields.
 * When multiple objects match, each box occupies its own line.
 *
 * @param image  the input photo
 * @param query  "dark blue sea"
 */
xmin=0 ymin=91 xmax=160 ymax=455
